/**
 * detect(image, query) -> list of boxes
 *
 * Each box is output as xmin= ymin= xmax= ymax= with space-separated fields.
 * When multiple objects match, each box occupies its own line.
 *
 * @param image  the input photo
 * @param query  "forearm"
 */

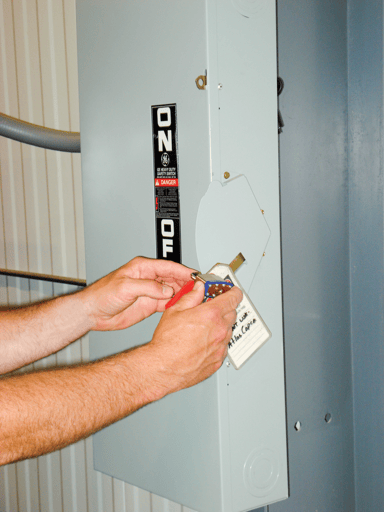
xmin=0 ymin=344 xmax=166 ymax=465
xmin=0 ymin=257 xmax=194 ymax=375
xmin=0 ymin=291 xmax=93 ymax=374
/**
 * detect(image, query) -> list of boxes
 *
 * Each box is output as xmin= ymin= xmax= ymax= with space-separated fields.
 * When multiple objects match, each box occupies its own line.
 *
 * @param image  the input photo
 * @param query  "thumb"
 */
xmin=173 ymin=281 xmax=205 ymax=311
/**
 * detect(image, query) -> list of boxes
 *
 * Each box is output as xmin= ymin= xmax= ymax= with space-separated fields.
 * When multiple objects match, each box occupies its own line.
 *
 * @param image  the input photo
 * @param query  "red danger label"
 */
xmin=155 ymin=179 xmax=179 ymax=187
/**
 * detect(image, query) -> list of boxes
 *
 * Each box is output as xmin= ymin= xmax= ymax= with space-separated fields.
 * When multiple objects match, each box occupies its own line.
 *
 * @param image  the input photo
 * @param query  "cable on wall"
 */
xmin=0 ymin=267 xmax=86 ymax=287
xmin=0 ymin=112 xmax=81 ymax=153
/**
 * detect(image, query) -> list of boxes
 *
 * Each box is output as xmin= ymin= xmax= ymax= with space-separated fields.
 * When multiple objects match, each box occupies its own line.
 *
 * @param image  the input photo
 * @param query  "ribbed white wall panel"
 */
xmin=0 ymin=1 xmax=197 ymax=511
xmin=0 ymin=0 xmax=85 ymax=279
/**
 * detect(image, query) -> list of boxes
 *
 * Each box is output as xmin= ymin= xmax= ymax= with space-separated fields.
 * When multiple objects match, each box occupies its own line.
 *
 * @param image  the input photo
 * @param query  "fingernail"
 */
xmin=162 ymin=285 xmax=173 ymax=297
xmin=194 ymin=281 xmax=204 ymax=291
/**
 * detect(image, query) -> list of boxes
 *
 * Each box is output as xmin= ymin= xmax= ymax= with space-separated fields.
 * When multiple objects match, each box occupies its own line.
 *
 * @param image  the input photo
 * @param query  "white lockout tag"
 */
xmin=208 ymin=263 xmax=271 ymax=370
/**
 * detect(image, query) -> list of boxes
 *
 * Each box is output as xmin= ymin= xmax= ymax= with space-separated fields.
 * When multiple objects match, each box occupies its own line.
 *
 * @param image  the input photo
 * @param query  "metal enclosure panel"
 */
xmin=77 ymin=3 xmax=222 ymax=510
xmin=203 ymin=3 xmax=288 ymax=511
xmin=348 ymin=1 xmax=384 ymax=510
xmin=77 ymin=1 xmax=287 ymax=511
xmin=271 ymin=1 xmax=355 ymax=511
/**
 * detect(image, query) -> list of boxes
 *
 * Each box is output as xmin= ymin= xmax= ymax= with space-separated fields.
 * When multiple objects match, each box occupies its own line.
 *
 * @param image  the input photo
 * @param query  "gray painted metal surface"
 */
xmin=271 ymin=1 xmax=355 ymax=511
xmin=348 ymin=0 xmax=384 ymax=510
xmin=77 ymin=0 xmax=288 ymax=511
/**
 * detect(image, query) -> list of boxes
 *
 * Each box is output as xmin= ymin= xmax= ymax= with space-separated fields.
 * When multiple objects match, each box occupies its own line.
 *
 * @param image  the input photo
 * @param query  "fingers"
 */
xmin=149 ymin=280 xmax=241 ymax=393
xmin=209 ymin=286 xmax=243 ymax=315
xmin=125 ymin=278 xmax=175 ymax=301
xmin=168 ymin=283 xmax=242 ymax=323
xmin=171 ymin=281 xmax=205 ymax=311
xmin=128 ymin=256 xmax=194 ymax=282
xmin=223 ymin=309 xmax=237 ymax=328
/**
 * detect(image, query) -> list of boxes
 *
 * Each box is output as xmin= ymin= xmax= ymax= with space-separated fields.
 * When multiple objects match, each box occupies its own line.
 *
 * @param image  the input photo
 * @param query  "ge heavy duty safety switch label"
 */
xmin=151 ymin=104 xmax=182 ymax=263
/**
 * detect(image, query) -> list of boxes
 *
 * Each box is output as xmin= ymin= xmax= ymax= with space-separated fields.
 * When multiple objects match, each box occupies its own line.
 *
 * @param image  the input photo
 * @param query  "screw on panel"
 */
xmin=325 ymin=413 xmax=332 ymax=423
xmin=263 ymin=252 xmax=266 ymax=257
xmin=218 ymin=83 xmax=223 ymax=89
xmin=226 ymin=361 xmax=231 ymax=367
xmin=261 ymin=209 xmax=265 ymax=214
xmin=224 ymin=172 xmax=230 ymax=179
xmin=294 ymin=421 xmax=302 ymax=432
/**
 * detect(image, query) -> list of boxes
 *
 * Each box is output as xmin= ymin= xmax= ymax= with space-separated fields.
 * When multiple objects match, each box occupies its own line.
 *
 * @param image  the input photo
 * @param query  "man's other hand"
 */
xmin=80 ymin=257 xmax=193 ymax=331
xmin=146 ymin=281 xmax=243 ymax=394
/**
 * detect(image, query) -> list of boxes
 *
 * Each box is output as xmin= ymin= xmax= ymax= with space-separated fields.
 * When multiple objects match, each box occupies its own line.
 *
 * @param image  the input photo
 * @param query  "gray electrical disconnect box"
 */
xmin=76 ymin=0 xmax=288 ymax=510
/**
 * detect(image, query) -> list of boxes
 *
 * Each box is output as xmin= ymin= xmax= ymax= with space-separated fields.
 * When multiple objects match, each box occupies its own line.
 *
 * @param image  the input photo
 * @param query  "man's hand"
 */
xmin=144 ymin=281 xmax=243 ymax=395
xmin=0 ymin=260 xmax=243 ymax=464
xmin=80 ymin=257 xmax=193 ymax=331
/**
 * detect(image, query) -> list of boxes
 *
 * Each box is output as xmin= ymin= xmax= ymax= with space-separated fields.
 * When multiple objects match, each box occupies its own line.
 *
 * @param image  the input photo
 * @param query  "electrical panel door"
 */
xmin=77 ymin=1 xmax=288 ymax=510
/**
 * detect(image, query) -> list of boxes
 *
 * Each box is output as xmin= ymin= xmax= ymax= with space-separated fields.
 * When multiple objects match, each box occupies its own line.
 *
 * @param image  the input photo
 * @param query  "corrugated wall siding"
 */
xmin=0 ymin=1 xmax=196 ymax=511
xmin=0 ymin=0 xmax=84 ymax=279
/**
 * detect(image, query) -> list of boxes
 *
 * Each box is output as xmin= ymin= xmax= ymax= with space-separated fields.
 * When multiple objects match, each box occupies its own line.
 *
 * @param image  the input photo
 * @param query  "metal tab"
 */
xmin=229 ymin=253 xmax=246 ymax=273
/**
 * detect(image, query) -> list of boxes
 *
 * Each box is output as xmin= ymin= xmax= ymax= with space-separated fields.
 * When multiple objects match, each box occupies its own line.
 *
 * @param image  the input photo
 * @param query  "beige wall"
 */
xmin=0 ymin=0 xmax=85 ymax=280
xmin=0 ymin=1 xmax=195 ymax=510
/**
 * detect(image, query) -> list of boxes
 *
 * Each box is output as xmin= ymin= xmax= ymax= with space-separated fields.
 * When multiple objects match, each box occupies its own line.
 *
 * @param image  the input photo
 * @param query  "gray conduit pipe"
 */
xmin=0 ymin=112 xmax=80 ymax=153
